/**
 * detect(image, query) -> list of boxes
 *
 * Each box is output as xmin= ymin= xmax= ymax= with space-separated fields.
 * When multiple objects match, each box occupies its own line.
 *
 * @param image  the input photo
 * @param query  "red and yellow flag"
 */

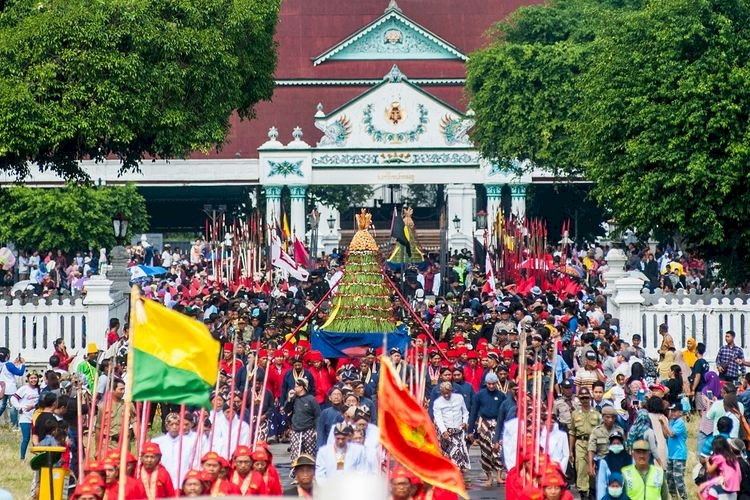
xmin=378 ymin=357 xmax=468 ymax=499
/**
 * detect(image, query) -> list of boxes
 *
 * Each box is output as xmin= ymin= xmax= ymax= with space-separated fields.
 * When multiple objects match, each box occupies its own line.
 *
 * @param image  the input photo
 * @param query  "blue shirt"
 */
xmin=667 ymin=417 xmax=687 ymax=460
xmin=469 ymin=388 xmax=505 ymax=433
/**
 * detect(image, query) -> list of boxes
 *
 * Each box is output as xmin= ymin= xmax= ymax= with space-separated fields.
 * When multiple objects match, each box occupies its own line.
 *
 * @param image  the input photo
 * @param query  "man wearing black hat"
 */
xmin=284 ymin=378 xmax=321 ymax=464
xmin=280 ymin=356 xmax=315 ymax=407
xmin=568 ymin=387 xmax=601 ymax=500
xmin=553 ymin=379 xmax=579 ymax=429
xmin=283 ymin=455 xmax=316 ymax=496
xmin=315 ymin=423 xmax=367 ymax=484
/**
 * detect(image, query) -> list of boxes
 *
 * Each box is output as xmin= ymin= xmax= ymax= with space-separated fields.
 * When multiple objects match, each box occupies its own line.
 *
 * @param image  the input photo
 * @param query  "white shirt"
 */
xmin=210 ymin=413 xmax=250 ymax=458
xmin=433 ymin=393 xmax=468 ymax=434
xmin=152 ymin=431 xmax=206 ymax=489
xmin=315 ymin=443 xmax=368 ymax=484
xmin=541 ymin=423 xmax=570 ymax=472
xmin=10 ymin=384 xmax=40 ymax=423
xmin=503 ymin=418 xmax=519 ymax=469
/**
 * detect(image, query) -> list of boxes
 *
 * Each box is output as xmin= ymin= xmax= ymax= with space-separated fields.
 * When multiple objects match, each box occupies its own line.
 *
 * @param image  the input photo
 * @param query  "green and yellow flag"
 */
xmin=129 ymin=287 xmax=219 ymax=408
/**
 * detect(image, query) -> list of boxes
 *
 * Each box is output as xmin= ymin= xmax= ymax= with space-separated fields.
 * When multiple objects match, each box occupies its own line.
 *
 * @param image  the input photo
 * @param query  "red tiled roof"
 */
xmin=193 ymin=0 xmax=539 ymax=159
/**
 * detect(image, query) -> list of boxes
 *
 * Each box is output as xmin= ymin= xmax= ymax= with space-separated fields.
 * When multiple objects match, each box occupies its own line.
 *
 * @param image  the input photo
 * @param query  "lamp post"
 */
xmin=327 ymin=214 xmax=336 ymax=234
xmin=475 ymin=210 xmax=487 ymax=231
xmin=308 ymin=209 xmax=320 ymax=270
xmin=109 ymin=213 xmax=131 ymax=297
xmin=452 ymin=214 xmax=462 ymax=233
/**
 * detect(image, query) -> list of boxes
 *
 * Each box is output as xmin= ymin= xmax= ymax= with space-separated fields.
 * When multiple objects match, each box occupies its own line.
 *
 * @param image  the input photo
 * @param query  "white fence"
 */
xmin=612 ymin=278 xmax=750 ymax=362
xmin=0 ymin=276 xmax=114 ymax=365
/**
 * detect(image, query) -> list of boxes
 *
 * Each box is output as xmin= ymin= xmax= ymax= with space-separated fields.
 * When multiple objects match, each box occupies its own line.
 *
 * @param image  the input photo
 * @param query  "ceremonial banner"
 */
xmin=130 ymin=287 xmax=220 ymax=407
xmin=378 ymin=357 xmax=468 ymax=499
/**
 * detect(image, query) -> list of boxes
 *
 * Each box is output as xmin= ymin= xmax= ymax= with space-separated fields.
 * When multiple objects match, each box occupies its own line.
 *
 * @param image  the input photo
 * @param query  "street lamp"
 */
xmin=327 ymin=214 xmax=336 ymax=233
xmin=308 ymin=209 xmax=320 ymax=270
xmin=112 ymin=213 xmax=129 ymax=245
xmin=109 ymin=213 xmax=131 ymax=296
xmin=452 ymin=214 xmax=462 ymax=232
xmin=475 ymin=210 xmax=487 ymax=231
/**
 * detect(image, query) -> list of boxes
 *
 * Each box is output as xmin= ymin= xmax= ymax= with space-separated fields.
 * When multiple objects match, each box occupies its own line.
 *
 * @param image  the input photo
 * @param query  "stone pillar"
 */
xmin=509 ymin=183 xmax=528 ymax=220
xmin=603 ymin=247 xmax=629 ymax=312
xmin=445 ymin=183 xmax=475 ymax=251
xmin=289 ymin=186 xmax=307 ymax=238
xmin=486 ymin=184 xmax=503 ymax=242
xmin=613 ymin=277 xmax=645 ymax=342
xmin=108 ymin=245 xmax=130 ymax=298
xmin=83 ymin=275 xmax=114 ymax=350
xmin=317 ymin=203 xmax=341 ymax=257
xmin=265 ymin=185 xmax=282 ymax=232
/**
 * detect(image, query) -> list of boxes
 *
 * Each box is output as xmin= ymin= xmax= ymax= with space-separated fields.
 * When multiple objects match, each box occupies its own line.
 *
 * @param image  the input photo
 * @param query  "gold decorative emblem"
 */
xmin=387 ymin=101 xmax=404 ymax=125
xmin=384 ymin=29 xmax=403 ymax=44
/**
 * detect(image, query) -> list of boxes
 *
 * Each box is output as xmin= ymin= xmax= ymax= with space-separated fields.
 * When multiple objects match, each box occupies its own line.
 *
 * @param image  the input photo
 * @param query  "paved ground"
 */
xmin=266 ymin=441 xmax=507 ymax=499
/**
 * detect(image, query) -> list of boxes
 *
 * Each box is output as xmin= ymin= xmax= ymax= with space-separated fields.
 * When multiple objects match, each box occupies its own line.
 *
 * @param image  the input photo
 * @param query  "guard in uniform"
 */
xmin=283 ymin=454 xmax=316 ymax=497
xmin=587 ymin=406 xmax=624 ymax=481
xmin=568 ymin=387 xmax=601 ymax=500
xmin=553 ymin=379 xmax=579 ymax=429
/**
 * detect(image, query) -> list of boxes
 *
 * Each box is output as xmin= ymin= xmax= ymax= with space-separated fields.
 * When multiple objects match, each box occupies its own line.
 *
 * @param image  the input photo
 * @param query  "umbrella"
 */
xmin=559 ymin=265 xmax=584 ymax=278
xmin=129 ymin=265 xmax=168 ymax=280
xmin=11 ymin=280 xmax=34 ymax=293
xmin=0 ymin=247 xmax=15 ymax=271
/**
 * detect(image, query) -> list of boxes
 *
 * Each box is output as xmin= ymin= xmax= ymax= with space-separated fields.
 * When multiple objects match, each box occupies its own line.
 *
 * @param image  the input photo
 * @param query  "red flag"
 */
xmin=378 ymin=358 xmax=468 ymax=499
xmin=293 ymin=236 xmax=310 ymax=266
xmin=482 ymin=253 xmax=496 ymax=295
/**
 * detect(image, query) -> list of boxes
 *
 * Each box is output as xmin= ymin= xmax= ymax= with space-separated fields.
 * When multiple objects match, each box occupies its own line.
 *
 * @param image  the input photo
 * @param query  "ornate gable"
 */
xmin=312 ymin=1 xmax=467 ymax=66
xmin=314 ymin=65 xmax=473 ymax=149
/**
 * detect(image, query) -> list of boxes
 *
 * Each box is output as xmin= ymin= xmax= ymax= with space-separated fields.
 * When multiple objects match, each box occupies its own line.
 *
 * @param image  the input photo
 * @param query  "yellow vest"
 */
xmin=621 ymin=464 xmax=664 ymax=500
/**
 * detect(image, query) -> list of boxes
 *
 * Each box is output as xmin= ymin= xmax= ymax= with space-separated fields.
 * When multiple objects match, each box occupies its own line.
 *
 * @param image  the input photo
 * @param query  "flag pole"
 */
xmin=118 ymin=287 xmax=139 ymax=500
xmin=76 ymin=386 xmax=84 ymax=480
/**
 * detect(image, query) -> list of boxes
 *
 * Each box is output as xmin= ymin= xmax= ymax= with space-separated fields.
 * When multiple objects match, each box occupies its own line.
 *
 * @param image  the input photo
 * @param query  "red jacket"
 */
xmin=308 ymin=366 xmax=334 ymax=404
xmin=139 ymin=465 xmax=176 ymax=498
xmin=209 ymin=478 xmax=242 ymax=496
xmin=266 ymin=363 xmax=289 ymax=399
xmin=463 ymin=364 xmax=483 ymax=392
xmin=103 ymin=477 xmax=148 ymax=499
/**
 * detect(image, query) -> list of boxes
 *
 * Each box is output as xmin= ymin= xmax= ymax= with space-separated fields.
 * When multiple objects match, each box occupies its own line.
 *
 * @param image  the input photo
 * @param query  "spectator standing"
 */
xmin=718 ymin=330 xmax=745 ymax=382
xmin=10 ymin=371 xmax=40 ymax=460
xmin=663 ymin=403 xmax=688 ymax=500
xmin=0 ymin=347 xmax=26 ymax=428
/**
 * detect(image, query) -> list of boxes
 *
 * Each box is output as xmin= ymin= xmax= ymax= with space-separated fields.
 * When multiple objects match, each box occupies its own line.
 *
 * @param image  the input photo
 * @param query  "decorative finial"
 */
xmin=292 ymin=126 xmax=303 ymax=141
xmin=387 ymin=64 xmax=403 ymax=82
xmin=386 ymin=0 xmax=401 ymax=12
xmin=268 ymin=126 xmax=278 ymax=141
xmin=355 ymin=208 xmax=373 ymax=230
xmin=466 ymin=108 xmax=475 ymax=117
xmin=315 ymin=102 xmax=325 ymax=118
xmin=316 ymin=102 xmax=323 ymax=113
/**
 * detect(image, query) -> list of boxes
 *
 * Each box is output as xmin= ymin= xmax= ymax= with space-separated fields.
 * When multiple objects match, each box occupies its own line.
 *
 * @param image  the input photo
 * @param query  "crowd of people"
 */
xmin=0 ymin=234 xmax=744 ymax=500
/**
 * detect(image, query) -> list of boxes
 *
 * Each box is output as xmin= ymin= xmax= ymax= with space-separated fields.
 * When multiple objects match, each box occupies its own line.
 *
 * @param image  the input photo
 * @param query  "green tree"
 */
xmin=0 ymin=0 xmax=279 ymax=180
xmin=468 ymin=0 xmax=750 ymax=282
xmin=0 ymin=184 xmax=149 ymax=252
xmin=307 ymin=185 xmax=374 ymax=213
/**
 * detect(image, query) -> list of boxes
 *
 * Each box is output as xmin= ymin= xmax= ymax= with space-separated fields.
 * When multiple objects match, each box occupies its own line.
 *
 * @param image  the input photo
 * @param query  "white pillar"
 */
xmin=613 ymin=277 xmax=646 ymax=342
xmin=603 ymin=247 xmax=629 ymax=307
xmin=486 ymin=184 xmax=503 ymax=243
xmin=509 ymin=183 xmax=528 ymax=220
xmin=446 ymin=183 xmax=475 ymax=251
xmin=316 ymin=203 xmax=341 ymax=258
xmin=289 ymin=186 xmax=307 ymax=238
xmin=83 ymin=275 xmax=114 ymax=351
xmin=265 ymin=186 xmax=282 ymax=232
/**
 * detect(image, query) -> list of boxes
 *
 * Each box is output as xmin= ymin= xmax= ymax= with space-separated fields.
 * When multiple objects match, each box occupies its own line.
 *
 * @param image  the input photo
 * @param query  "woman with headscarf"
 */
xmin=625 ymin=409 xmax=662 ymax=466
xmin=682 ymin=338 xmax=698 ymax=368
